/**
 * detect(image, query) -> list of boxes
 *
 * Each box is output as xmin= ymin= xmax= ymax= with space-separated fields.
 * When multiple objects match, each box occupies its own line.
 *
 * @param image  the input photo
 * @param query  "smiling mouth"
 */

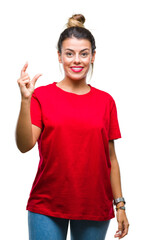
xmin=70 ymin=67 xmax=84 ymax=72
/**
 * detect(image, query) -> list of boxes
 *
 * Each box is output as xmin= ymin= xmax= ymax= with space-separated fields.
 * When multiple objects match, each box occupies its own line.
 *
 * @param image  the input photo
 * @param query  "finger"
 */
xmin=21 ymin=73 xmax=29 ymax=78
xmin=114 ymin=230 xmax=122 ymax=237
xmin=115 ymin=230 xmax=122 ymax=235
xmin=119 ymin=232 xmax=127 ymax=239
xmin=17 ymin=76 xmax=30 ymax=84
xmin=31 ymin=73 xmax=42 ymax=86
xmin=21 ymin=61 xmax=28 ymax=77
xmin=114 ymin=222 xmax=123 ymax=237
xmin=22 ymin=79 xmax=30 ymax=84
xmin=18 ymin=79 xmax=30 ymax=87
xmin=119 ymin=222 xmax=129 ymax=239
xmin=21 ymin=75 xmax=30 ymax=81
xmin=18 ymin=73 xmax=29 ymax=81
xmin=118 ymin=221 xmax=123 ymax=233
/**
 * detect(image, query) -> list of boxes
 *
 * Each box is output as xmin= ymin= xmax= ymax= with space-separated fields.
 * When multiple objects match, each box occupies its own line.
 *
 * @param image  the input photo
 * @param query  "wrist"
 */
xmin=21 ymin=97 xmax=31 ymax=103
xmin=116 ymin=205 xmax=126 ymax=211
xmin=116 ymin=202 xmax=125 ymax=207
xmin=113 ymin=197 xmax=126 ymax=206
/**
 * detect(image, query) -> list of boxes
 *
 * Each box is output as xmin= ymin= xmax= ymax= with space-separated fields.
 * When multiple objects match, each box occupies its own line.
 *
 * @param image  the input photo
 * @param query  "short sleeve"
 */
xmin=30 ymin=90 xmax=43 ymax=129
xmin=109 ymin=98 xmax=122 ymax=140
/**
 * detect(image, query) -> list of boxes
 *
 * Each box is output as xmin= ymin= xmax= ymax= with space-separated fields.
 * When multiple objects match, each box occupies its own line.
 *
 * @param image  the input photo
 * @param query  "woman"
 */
xmin=16 ymin=14 xmax=129 ymax=240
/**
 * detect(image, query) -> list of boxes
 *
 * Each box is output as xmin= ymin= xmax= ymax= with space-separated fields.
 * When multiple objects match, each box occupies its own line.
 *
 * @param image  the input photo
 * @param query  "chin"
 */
xmin=70 ymin=77 xmax=86 ymax=81
xmin=67 ymin=73 xmax=87 ymax=80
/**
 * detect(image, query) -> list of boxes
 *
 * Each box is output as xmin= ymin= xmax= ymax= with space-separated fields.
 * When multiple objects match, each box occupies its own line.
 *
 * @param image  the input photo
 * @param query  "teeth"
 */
xmin=72 ymin=68 xmax=83 ymax=70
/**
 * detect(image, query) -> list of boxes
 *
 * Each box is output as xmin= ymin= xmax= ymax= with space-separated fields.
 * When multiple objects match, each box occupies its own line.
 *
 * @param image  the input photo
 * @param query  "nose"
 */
xmin=73 ymin=53 xmax=81 ymax=64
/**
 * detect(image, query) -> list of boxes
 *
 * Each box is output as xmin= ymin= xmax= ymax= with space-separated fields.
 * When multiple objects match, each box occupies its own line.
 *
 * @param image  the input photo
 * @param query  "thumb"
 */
xmin=118 ymin=222 xmax=123 ymax=235
xmin=31 ymin=73 xmax=42 ymax=86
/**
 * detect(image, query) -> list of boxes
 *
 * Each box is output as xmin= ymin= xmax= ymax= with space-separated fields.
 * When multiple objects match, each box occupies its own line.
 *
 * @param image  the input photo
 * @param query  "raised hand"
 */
xmin=17 ymin=62 xmax=42 ymax=100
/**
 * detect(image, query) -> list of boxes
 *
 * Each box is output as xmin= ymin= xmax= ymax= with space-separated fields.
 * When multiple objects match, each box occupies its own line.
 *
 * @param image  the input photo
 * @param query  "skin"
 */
xmin=109 ymin=140 xmax=130 ymax=239
xmin=57 ymin=37 xmax=96 ymax=94
xmin=57 ymin=37 xmax=129 ymax=238
xmin=16 ymin=37 xmax=129 ymax=238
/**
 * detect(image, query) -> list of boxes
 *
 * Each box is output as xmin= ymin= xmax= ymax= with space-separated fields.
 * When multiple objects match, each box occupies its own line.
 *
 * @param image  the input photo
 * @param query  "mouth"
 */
xmin=70 ymin=67 xmax=84 ymax=73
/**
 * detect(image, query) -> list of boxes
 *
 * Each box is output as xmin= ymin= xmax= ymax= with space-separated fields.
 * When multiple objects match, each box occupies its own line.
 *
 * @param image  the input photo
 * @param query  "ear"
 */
xmin=91 ymin=50 xmax=96 ymax=64
xmin=57 ymin=51 xmax=62 ymax=63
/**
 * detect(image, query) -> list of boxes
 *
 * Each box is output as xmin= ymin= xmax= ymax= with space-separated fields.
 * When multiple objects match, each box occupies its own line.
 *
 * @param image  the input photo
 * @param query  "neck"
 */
xmin=61 ymin=76 xmax=88 ymax=90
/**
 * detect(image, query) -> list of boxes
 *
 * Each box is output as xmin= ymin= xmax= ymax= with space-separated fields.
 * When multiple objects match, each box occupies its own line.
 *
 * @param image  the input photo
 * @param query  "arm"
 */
xmin=109 ymin=140 xmax=124 ymax=207
xmin=15 ymin=98 xmax=34 ymax=153
xmin=15 ymin=62 xmax=42 ymax=153
xmin=109 ymin=140 xmax=130 ymax=239
xmin=15 ymin=98 xmax=41 ymax=153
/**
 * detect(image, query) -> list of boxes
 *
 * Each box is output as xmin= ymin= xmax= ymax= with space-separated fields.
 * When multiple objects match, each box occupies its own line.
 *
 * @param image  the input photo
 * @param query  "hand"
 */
xmin=17 ymin=61 xmax=42 ymax=100
xmin=114 ymin=209 xmax=130 ymax=239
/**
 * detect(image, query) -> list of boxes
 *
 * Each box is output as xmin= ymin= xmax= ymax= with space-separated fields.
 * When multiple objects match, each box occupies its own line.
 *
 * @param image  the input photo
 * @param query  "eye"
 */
xmin=66 ymin=52 xmax=73 ymax=57
xmin=81 ymin=52 xmax=89 ymax=57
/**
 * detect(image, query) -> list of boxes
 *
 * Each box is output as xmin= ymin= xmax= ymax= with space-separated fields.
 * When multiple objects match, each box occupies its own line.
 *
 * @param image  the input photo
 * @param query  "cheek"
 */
xmin=83 ymin=58 xmax=91 ymax=67
xmin=62 ymin=58 xmax=72 ymax=66
xmin=81 ymin=55 xmax=91 ymax=64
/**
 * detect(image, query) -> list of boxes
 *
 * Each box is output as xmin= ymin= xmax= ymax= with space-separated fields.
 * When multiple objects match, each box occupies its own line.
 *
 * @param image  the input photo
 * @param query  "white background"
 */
xmin=0 ymin=0 xmax=143 ymax=239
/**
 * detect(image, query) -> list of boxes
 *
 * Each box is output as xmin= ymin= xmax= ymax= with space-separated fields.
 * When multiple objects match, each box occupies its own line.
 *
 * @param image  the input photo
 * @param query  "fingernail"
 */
xmin=118 ymin=230 xmax=122 ymax=235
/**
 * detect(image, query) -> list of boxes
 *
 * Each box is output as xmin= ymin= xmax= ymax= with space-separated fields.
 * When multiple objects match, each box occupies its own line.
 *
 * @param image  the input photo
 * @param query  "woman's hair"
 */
xmin=57 ymin=14 xmax=96 ymax=80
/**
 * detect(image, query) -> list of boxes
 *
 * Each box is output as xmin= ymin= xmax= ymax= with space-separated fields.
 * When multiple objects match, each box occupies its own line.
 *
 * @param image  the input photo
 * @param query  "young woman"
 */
xmin=16 ymin=14 xmax=129 ymax=240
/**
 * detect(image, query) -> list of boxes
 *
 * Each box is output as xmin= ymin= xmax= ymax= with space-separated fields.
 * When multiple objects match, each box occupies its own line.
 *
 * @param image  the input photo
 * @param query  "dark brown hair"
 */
xmin=57 ymin=14 xmax=96 ymax=79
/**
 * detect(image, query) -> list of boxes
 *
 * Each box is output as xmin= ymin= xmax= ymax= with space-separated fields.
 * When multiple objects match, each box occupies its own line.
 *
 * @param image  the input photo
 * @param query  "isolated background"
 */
xmin=0 ymin=0 xmax=143 ymax=239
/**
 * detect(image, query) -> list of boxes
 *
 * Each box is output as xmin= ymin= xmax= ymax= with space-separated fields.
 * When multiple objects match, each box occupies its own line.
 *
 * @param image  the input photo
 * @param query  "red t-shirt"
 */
xmin=26 ymin=81 xmax=122 ymax=221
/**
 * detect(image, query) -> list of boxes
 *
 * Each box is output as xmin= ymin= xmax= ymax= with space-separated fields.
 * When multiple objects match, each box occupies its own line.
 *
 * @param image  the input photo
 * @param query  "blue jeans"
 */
xmin=28 ymin=210 xmax=110 ymax=240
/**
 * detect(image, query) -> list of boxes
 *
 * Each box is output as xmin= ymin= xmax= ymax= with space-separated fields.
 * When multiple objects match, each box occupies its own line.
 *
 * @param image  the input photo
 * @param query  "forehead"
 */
xmin=61 ymin=37 xmax=91 ymax=51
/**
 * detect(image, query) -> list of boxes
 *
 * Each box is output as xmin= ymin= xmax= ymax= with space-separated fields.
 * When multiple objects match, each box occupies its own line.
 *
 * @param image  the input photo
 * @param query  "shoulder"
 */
xmin=34 ymin=82 xmax=53 ymax=93
xmin=33 ymin=82 xmax=54 ymax=97
xmin=92 ymin=85 xmax=115 ymax=104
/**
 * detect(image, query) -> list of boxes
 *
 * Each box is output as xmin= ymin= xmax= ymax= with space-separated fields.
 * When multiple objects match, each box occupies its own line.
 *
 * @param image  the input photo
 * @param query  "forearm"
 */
xmin=110 ymin=159 xmax=124 ymax=207
xmin=15 ymin=98 xmax=34 ymax=153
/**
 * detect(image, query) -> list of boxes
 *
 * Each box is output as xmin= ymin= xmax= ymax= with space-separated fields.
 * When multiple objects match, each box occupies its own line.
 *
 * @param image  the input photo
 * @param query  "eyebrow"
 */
xmin=64 ymin=48 xmax=90 ymax=52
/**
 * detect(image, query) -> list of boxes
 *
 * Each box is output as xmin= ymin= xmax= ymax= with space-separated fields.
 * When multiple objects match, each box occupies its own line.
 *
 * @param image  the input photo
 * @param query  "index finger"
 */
xmin=21 ymin=61 xmax=28 ymax=77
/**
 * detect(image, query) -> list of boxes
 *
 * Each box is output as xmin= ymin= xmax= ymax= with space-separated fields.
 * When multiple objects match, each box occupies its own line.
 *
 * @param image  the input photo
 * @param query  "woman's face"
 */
xmin=58 ymin=37 xmax=96 ymax=81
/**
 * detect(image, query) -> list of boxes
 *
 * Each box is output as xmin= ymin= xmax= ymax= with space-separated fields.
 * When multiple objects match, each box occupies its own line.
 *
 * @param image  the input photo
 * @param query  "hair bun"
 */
xmin=66 ymin=14 xmax=85 ymax=28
